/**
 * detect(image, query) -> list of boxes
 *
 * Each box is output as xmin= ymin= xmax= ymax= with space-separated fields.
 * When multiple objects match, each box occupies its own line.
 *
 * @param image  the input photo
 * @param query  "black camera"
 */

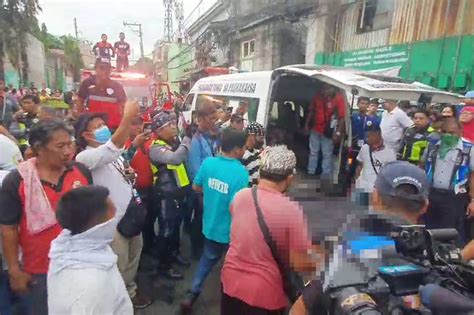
xmin=325 ymin=225 xmax=474 ymax=315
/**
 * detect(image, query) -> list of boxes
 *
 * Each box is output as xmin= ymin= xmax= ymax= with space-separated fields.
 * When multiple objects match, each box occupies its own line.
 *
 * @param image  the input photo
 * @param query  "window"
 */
xmin=183 ymin=93 xmax=195 ymax=111
xmin=241 ymin=39 xmax=256 ymax=58
xmin=194 ymin=94 xmax=260 ymax=123
xmin=357 ymin=0 xmax=393 ymax=33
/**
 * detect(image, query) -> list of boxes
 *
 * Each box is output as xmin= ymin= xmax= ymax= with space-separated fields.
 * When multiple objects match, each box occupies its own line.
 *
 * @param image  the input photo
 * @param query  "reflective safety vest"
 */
xmin=150 ymin=139 xmax=190 ymax=189
xmin=401 ymin=126 xmax=433 ymax=163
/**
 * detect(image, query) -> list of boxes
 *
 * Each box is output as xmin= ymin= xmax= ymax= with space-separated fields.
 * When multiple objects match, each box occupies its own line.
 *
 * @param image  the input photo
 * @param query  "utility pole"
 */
xmin=123 ymin=21 xmax=144 ymax=59
xmin=163 ymin=0 xmax=174 ymax=42
xmin=73 ymin=18 xmax=79 ymax=39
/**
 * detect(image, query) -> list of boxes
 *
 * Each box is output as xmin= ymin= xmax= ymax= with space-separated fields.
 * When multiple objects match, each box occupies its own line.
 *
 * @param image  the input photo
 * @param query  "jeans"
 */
xmin=0 ymin=271 xmax=32 ymax=315
xmin=190 ymin=192 xmax=204 ymax=259
xmin=138 ymin=187 xmax=160 ymax=254
xmin=191 ymin=238 xmax=228 ymax=294
xmin=308 ymin=131 xmax=334 ymax=176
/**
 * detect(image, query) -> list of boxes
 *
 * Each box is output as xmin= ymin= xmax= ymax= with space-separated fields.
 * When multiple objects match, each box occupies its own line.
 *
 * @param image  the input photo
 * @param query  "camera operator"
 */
xmin=290 ymin=161 xmax=429 ymax=315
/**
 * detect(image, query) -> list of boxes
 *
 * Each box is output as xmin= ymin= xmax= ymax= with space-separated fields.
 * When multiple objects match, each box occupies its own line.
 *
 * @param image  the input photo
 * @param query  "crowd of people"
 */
xmin=1 ymin=54 xmax=474 ymax=315
xmin=345 ymin=92 xmax=474 ymax=245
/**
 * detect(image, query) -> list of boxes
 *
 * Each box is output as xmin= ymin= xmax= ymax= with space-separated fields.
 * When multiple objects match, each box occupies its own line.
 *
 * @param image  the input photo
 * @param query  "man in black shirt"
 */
xmin=114 ymin=32 xmax=131 ymax=72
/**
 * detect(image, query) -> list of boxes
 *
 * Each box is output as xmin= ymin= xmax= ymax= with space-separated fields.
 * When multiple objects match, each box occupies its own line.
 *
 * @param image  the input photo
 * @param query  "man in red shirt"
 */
xmin=305 ymin=83 xmax=346 ymax=177
xmin=114 ymin=32 xmax=131 ymax=72
xmin=76 ymin=58 xmax=126 ymax=130
xmin=123 ymin=117 xmax=157 ymax=254
xmin=0 ymin=119 xmax=92 ymax=315
xmin=92 ymin=34 xmax=114 ymax=59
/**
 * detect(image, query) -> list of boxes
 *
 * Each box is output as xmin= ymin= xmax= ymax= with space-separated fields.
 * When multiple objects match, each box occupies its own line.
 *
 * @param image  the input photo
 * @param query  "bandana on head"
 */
xmin=461 ymin=106 xmax=474 ymax=143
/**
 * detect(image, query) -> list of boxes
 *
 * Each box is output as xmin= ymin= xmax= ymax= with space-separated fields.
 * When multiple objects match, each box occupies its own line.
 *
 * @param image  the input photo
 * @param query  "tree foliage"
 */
xmin=0 ymin=0 xmax=42 ymax=81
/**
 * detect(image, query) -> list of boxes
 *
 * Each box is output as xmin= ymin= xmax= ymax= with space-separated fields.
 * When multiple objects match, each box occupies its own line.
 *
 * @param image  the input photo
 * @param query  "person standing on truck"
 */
xmin=305 ymin=83 xmax=346 ymax=178
xmin=380 ymin=99 xmax=413 ymax=153
xmin=92 ymin=34 xmax=114 ymax=60
xmin=114 ymin=32 xmax=131 ymax=72
xmin=76 ymin=58 xmax=126 ymax=131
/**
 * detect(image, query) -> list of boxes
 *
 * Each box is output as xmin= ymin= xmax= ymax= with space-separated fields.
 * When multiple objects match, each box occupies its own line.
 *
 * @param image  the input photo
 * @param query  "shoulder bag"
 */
xmin=251 ymin=186 xmax=304 ymax=303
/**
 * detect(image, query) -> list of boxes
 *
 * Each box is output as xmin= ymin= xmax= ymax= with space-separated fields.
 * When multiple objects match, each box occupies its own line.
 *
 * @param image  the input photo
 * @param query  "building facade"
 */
xmin=309 ymin=0 xmax=474 ymax=92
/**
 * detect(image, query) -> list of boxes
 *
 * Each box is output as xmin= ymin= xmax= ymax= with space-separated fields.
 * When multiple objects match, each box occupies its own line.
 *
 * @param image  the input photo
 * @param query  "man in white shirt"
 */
xmin=380 ymin=99 xmax=413 ymax=152
xmin=75 ymin=101 xmax=152 ymax=309
xmin=355 ymin=127 xmax=396 ymax=204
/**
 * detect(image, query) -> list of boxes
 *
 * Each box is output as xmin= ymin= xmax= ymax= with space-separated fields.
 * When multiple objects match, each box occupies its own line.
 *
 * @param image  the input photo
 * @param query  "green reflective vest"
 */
xmin=150 ymin=139 xmax=190 ymax=188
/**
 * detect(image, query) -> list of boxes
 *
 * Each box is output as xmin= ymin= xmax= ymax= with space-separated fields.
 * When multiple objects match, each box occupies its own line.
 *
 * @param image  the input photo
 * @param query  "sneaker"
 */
xmin=131 ymin=291 xmax=152 ymax=309
xmin=180 ymin=290 xmax=199 ymax=313
xmin=159 ymin=267 xmax=184 ymax=280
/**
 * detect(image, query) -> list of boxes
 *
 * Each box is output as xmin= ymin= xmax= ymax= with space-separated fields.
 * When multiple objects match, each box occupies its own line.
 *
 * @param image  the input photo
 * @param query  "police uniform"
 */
xmin=399 ymin=126 xmax=433 ymax=164
xmin=149 ymin=113 xmax=192 ymax=272
xmin=423 ymin=140 xmax=474 ymax=243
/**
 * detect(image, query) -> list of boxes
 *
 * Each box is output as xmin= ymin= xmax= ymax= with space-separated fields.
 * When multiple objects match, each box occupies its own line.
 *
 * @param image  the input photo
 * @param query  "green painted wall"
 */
xmin=315 ymin=35 xmax=474 ymax=92
xmin=167 ymin=43 xmax=192 ymax=92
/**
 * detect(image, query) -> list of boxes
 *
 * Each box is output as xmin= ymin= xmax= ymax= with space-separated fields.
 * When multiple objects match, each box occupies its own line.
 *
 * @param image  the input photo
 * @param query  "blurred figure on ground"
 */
xmin=92 ymin=34 xmax=114 ymax=59
xmin=114 ymin=32 xmax=131 ymax=72
xmin=48 ymin=186 xmax=133 ymax=314
xmin=76 ymin=58 xmax=126 ymax=131
xmin=149 ymin=112 xmax=192 ymax=279
xmin=74 ymin=101 xmax=152 ymax=309
xmin=221 ymin=145 xmax=320 ymax=315
xmin=421 ymin=118 xmax=474 ymax=244
xmin=181 ymin=129 xmax=249 ymax=312
xmin=399 ymin=110 xmax=433 ymax=165
xmin=0 ymin=120 xmax=91 ymax=315
xmin=380 ymin=99 xmax=413 ymax=152
xmin=242 ymin=122 xmax=265 ymax=186
xmin=354 ymin=127 xmax=396 ymax=206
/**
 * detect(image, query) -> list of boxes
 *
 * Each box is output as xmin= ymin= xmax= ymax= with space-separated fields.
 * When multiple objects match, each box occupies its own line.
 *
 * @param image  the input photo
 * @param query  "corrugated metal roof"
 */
xmin=389 ymin=0 xmax=474 ymax=44
xmin=336 ymin=4 xmax=390 ymax=51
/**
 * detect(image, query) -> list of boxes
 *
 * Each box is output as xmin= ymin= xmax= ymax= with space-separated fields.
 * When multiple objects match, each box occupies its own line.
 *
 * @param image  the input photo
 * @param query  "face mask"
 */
xmin=440 ymin=133 xmax=459 ymax=147
xmin=93 ymin=126 xmax=112 ymax=144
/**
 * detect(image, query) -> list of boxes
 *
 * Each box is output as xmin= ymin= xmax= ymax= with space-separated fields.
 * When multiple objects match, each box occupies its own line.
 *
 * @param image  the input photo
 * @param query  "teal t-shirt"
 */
xmin=194 ymin=156 xmax=249 ymax=244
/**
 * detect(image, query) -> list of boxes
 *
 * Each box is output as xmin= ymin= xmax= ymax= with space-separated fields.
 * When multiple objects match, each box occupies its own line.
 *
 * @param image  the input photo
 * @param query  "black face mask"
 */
xmin=254 ymin=141 xmax=264 ymax=150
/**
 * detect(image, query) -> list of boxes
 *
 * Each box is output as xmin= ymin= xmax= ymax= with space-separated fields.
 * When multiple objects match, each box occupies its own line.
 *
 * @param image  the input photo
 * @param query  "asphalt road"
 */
xmin=137 ymin=178 xmax=359 ymax=315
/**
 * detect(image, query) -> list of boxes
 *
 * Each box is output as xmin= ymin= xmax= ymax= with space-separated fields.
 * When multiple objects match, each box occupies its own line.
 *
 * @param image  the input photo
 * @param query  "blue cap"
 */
xmin=374 ymin=161 xmax=429 ymax=200
xmin=151 ymin=111 xmax=172 ymax=130
xmin=465 ymin=91 xmax=474 ymax=99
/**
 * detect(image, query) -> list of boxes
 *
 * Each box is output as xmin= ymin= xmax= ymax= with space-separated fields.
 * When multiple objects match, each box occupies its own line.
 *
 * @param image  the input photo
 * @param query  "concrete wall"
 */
xmin=167 ymin=42 xmax=193 ymax=91
xmin=3 ymin=33 xmax=46 ymax=88
xmin=25 ymin=34 xmax=47 ymax=88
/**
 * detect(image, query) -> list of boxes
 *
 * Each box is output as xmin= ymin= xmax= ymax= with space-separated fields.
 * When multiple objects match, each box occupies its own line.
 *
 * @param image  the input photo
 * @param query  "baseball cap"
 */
xmin=74 ymin=113 xmax=108 ymax=146
xmin=151 ymin=111 xmax=173 ymax=131
xmin=465 ymin=91 xmax=474 ymax=99
xmin=374 ymin=161 xmax=429 ymax=200
xmin=245 ymin=122 xmax=264 ymax=136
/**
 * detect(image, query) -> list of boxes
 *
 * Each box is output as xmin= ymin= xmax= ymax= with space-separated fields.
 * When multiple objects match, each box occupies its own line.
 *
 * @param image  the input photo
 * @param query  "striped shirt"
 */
xmin=241 ymin=149 xmax=261 ymax=186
